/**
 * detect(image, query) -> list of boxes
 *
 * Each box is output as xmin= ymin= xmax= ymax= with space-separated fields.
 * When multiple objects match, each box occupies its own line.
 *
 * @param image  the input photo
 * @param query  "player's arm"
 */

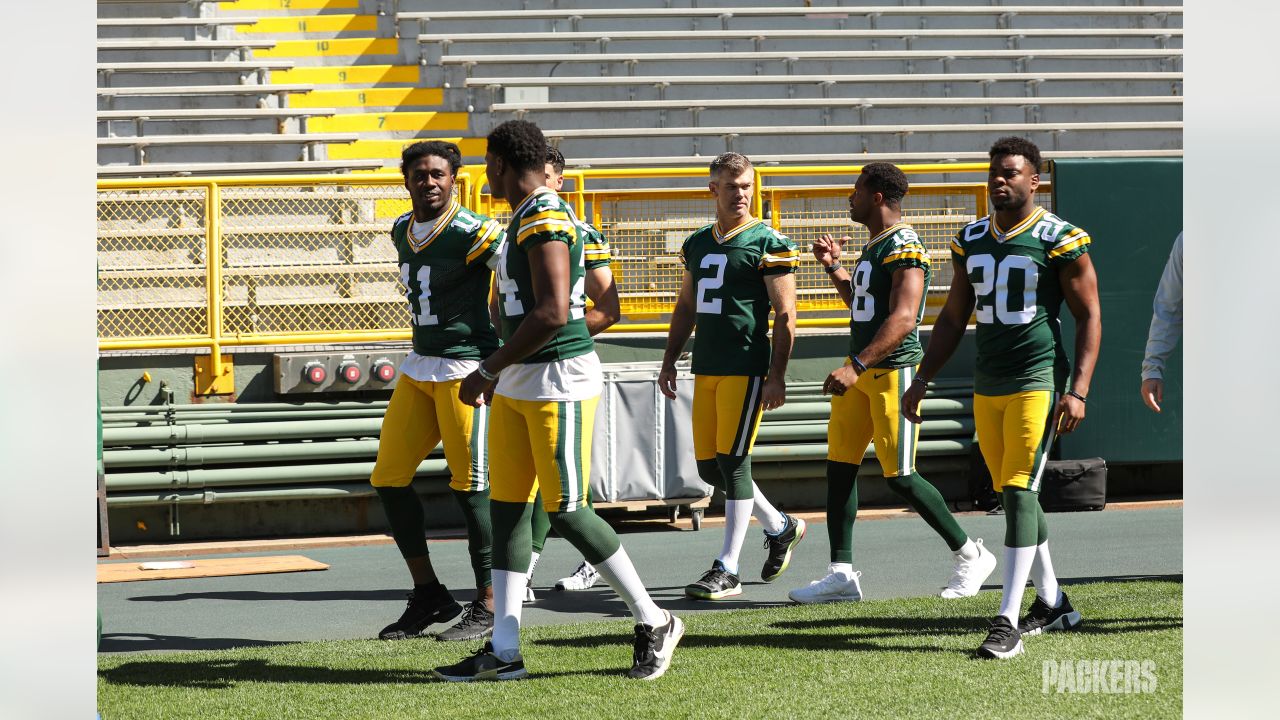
xmin=1055 ymin=252 xmax=1102 ymax=434
xmin=584 ymin=265 xmax=620 ymax=336
xmin=857 ymin=266 xmax=926 ymax=368
xmin=460 ymin=240 xmax=571 ymax=406
xmin=903 ymin=258 xmax=975 ymax=423
xmin=762 ymin=271 xmax=797 ymax=411
xmin=658 ymin=271 xmax=697 ymax=399
xmin=813 ymin=234 xmax=853 ymax=308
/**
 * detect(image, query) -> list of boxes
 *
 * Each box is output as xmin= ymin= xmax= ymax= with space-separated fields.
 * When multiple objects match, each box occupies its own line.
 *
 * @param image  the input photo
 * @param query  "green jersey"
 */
xmin=681 ymin=218 xmax=799 ymax=376
xmin=848 ymin=223 xmax=930 ymax=368
xmin=578 ymin=217 xmax=612 ymax=270
xmin=950 ymin=206 xmax=1092 ymax=395
xmin=497 ymin=188 xmax=594 ymax=364
xmin=392 ymin=203 xmax=505 ymax=360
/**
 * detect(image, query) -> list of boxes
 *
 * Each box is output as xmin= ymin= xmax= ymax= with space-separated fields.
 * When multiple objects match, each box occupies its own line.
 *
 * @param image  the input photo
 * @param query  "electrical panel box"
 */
xmin=273 ymin=350 xmax=408 ymax=395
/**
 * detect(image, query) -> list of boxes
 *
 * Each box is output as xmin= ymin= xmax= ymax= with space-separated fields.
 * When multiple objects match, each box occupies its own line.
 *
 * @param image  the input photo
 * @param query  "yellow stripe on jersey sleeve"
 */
xmin=1047 ymin=233 xmax=1092 ymax=259
xmin=516 ymin=219 xmax=576 ymax=245
xmin=759 ymin=249 xmax=800 ymax=268
xmin=883 ymin=250 xmax=930 ymax=265
xmin=950 ymin=239 xmax=966 ymax=256
xmin=466 ymin=222 xmax=505 ymax=264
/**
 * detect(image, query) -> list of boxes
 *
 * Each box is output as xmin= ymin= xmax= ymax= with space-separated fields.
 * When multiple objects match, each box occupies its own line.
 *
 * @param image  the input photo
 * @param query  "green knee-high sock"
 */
xmin=530 ymin=491 xmax=553 ymax=554
xmin=452 ymin=488 xmax=493 ymax=589
xmin=1037 ymin=501 xmax=1049 ymax=545
xmin=548 ymin=507 xmax=621 ymax=564
xmin=375 ymin=485 xmax=428 ymax=559
xmin=826 ymin=461 xmax=858 ymax=564
xmin=1001 ymin=488 xmax=1042 ymax=548
xmin=696 ymin=458 xmax=724 ymax=492
xmin=885 ymin=471 xmax=968 ymax=552
xmin=715 ymin=453 xmax=754 ymax=500
xmin=490 ymin=500 xmax=535 ymax=573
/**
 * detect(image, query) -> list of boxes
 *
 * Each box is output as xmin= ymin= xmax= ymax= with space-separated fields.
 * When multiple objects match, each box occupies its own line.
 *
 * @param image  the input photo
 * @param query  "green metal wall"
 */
xmin=1051 ymin=159 xmax=1183 ymax=463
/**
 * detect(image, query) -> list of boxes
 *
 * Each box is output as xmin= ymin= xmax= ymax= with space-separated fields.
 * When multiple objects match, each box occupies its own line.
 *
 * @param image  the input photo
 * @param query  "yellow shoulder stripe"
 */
xmin=950 ymin=240 xmax=966 ymax=256
xmin=1047 ymin=234 xmax=1091 ymax=258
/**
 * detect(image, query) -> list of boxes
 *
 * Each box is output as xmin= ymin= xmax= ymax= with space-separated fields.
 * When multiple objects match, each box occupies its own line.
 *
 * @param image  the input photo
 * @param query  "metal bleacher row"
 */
xmin=98 ymin=0 xmax=1183 ymax=177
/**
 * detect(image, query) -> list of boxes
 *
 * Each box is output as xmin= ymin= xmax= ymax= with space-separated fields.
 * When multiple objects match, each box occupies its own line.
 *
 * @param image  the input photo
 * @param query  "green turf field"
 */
xmin=97 ymin=578 xmax=1181 ymax=719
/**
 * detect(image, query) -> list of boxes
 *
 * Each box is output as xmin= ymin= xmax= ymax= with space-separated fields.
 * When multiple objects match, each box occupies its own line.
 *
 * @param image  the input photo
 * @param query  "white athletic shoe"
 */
xmin=940 ymin=538 xmax=998 ymax=599
xmin=555 ymin=561 xmax=600 ymax=591
xmin=524 ymin=583 xmax=536 ymax=604
xmin=787 ymin=565 xmax=863 ymax=604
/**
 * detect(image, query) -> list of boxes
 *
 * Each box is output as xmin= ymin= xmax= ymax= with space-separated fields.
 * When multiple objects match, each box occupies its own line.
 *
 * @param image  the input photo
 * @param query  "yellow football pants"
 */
xmin=487 ymin=394 xmax=598 ymax=513
xmin=827 ymin=364 xmax=919 ymax=477
xmin=692 ymin=375 xmax=765 ymax=461
xmin=370 ymin=376 xmax=488 ymax=492
xmin=973 ymin=390 xmax=1059 ymax=492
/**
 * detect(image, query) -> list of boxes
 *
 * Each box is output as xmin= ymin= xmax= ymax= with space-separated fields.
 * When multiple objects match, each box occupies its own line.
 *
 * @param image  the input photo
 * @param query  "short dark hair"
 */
xmin=859 ymin=162 xmax=909 ymax=207
xmin=989 ymin=136 xmax=1042 ymax=172
xmin=710 ymin=152 xmax=752 ymax=179
xmin=487 ymin=120 xmax=546 ymax=174
xmin=400 ymin=140 xmax=462 ymax=178
xmin=545 ymin=144 xmax=566 ymax=175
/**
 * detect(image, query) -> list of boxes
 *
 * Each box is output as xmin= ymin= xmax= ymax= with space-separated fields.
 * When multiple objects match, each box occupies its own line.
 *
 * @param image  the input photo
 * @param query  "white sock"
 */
xmin=998 ymin=545 xmax=1036 ymax=624
xmin=594 ymin=547 xmax=666 ymax=627
xmin=829 ymin=562 xmax=854 ymax=580
xmin=1031 ymin=541 xmax=1063 ymax=608
xmin=717 ymin=498 xmax=753 ymax=575
xmin=490 ymin=569 xmax=527 ymax=661
xmin=955 ymin=538 xmax=980 ymax=562
xmin=752 ymin=482 xmax=786 ymax=534
xmin=526 ymin=551 xmax=541 ymax=579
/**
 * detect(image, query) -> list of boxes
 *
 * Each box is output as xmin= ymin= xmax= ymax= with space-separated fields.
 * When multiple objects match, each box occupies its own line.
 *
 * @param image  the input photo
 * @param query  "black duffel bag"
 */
xmin=1039 ymin=458 xmax=1108 ymax=512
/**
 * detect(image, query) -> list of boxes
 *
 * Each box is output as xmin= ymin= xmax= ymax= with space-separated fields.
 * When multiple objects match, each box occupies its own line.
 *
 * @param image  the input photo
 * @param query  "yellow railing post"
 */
xmin=206 ymin=181 xmax=222 ymax=363
xmin=752 ymin=168 xmax=764 ymax=218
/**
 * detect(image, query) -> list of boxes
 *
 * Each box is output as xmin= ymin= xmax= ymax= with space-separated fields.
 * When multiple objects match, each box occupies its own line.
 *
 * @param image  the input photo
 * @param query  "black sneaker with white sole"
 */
xmin=976 ymin=616 xmax=1025 ymax=660
xmin=684 ymin=561 xmax=742 ymax=600
xmin=761 ymin=514 xmax=807 ymax=583
xmin=435 ymin=602 xmax=494 ymax=642
xmin=1019 ymin=592 xmax=1082 ymax=637
xmin=378 ymin=586 xmax=463 ymax=640
xmin=432 ymin=641 xmax=528 ymax=682
xmin=628 ymin=611 xmax=685 ymax=680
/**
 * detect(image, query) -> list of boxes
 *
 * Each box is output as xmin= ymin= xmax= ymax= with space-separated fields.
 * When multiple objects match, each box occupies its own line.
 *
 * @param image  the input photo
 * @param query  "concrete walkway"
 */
xmin=98 ymin=505 xmax=1182 ymax=654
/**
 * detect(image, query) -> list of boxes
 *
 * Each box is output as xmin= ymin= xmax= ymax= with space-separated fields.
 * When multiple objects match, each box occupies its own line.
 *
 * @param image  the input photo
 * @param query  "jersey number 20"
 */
xmin=967 ymin=254 xmax=1038 ymax=325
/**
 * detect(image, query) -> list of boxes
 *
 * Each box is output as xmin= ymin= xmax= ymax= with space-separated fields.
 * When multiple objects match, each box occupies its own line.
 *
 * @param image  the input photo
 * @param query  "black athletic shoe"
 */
xmin=684 ymin=561 xmax=743 ymax=600
xmin=761 ymin=514 xmax=807 ymax=582
xmin=628 ymin=611 xmax=685 ymax=680
xmin=378 ymin=586 xmax=463 ymax=640
xmin=976 ymin=616 xmax=1025 ymax=660
xmin=435 ymin=602 xmax=495 ymax=642
xmin=432 ymin=641 xmax=528 ymax=682
xmin=1019 ymin=592 xmax=1082 ymax=637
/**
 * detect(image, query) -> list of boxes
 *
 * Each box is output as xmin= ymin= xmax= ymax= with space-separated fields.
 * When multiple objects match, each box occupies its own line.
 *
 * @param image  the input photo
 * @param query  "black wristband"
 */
xmin=850 ymin=356 xmax=868 ymax=373
xmin=911 ymin=375 xmax=930 ymax=387
xmin=1066 ymin=390 xmax=1087 ymax=403
xmin=824 ymin=261 xmax=842 ymax=274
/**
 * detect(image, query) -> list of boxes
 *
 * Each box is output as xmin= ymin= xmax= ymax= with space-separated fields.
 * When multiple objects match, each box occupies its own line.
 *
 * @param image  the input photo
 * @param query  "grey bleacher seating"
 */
xmin=402 ymin=0 xmax=1183 ymax=165
xmin=97 ymin=132 xmax=360 ymax=166
xmin=96 ymin=160 xmax=385 ymax=177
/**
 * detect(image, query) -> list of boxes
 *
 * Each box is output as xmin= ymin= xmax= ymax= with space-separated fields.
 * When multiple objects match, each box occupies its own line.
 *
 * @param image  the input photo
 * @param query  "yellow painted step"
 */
xmin=222 ymin=0 xmax=359 ymax=10
xmin=270 ymin=65 xmax=419 ymax=85
xmin=256 ymin=38 xmax=398 ymax=58
xmin=238 ymin=14 xmax=378 ymax=34
xmin=289 ymin=87 xmax=443 ymax=109
xmin=309 ymin=112 xmax=469 ymax=133
xmin=328 ymin=138 xmax=487 ymax=163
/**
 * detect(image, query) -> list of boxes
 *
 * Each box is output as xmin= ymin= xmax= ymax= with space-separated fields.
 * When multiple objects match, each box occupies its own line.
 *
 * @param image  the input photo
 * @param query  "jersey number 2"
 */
xmin=696 ymin=254 xmax=727 ymax=314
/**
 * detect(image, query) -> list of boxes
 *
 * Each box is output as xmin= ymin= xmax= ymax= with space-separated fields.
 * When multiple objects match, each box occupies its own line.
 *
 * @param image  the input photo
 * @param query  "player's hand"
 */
xmin=822 ymin=365 xmax=859 ymax=396
xmin=813 ymin=234 xmax=848 ymax=268
xmin=658 ymin=364 xmax=678 ymax=400
xmin=761 ymin=376 xmax=786 ymax=411
xmin=458 ymin=370 xmax=496 ymax=408
xmin=901 ymin=380 xmax=927 ymax=424
xmin=1055 ymin=394 xmax=1087 ymax=434
xmin=1140 ymin=378 xmax=1164 ymax=413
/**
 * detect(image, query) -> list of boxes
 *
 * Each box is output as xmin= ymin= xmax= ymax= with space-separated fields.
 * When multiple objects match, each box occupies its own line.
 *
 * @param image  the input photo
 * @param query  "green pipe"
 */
xmin=763 ymin=397 xmax=971 ymax=421
xmin=102 ymin=439 xmax=402 ymax=469
xmin=106 ymin=481 xmax=386 ymax=508
xmin=102 ymin=401 xmax=388 ymax=414
xmin=105 ymin=458 xmax=449 ymax=492
xmin=756 ymin=418 xmax=974 ymax=442
xmin=103 ymin=417 xmax=385 ymax=447
xmin=103 ymin=408 xmax=388 ymax=426
xmin=748 ymin=456 xmax=969 ymax=480
xmin=750 ymin=438 xmax=969 ymax=463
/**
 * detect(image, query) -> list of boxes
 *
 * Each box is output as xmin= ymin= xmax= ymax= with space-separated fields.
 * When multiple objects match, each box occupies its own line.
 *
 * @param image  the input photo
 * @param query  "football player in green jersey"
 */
xmin=659 ymin=152 xmax=807 ymax=600
xmin=903 ymin=137 xmax=1101 ymax=660
xmin=525 ymin=145 xmax=621 ymax=598
xmin=371 ymin=141 xmax=506 ymax=643
xmin=435 ymin=121 xmax=682 ymax=682
xmin=790 ymin=163 xmax=996 ymax=605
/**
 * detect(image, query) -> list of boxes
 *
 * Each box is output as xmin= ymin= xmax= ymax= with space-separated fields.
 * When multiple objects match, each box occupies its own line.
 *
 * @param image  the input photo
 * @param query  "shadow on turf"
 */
xmin=528 ymin=584 xmax=792 ymax=619
xmin=99 ymin=658 xmax=620 ymax=688
xmin=126 ymin=589 xmax=415 ymax=603
xmin=99 ymin=633 xmax=294 ymax=653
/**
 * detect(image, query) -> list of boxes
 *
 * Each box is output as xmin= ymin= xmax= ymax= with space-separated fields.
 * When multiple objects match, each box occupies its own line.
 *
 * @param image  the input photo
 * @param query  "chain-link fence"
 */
xmin=97 ymin=166 xmax=1051 ymax=349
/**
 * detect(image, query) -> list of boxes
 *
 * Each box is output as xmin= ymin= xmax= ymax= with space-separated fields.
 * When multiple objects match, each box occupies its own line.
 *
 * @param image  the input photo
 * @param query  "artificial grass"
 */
xmin=98 ymin=578 xmax=1182 ymax=719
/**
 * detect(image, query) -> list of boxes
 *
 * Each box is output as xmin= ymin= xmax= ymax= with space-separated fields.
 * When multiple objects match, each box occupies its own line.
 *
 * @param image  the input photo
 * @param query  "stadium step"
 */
xmin=236 ymin=15 xmax=379 ymax=36
xmin=256 ymin=38 xmax=399 ymax=59
xmin=218 ymin=0 xmax=360 ymax=13
xmin=289 ymin=87 xmax=444 ymax=109
xmin=308 ymin=111 xmax=469 ymax=133
xmin=327 ymin=138 xmax=487 ymax=164
xmin=269 ymin=64 xmax=420 ymax=86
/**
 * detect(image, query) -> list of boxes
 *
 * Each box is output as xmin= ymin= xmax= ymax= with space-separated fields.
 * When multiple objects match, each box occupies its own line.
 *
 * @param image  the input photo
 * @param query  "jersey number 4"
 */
xmin=401 ymin=264 xmax=439 ymax=326
xmin=967 ymin=254 xmax=1038 ymax=325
